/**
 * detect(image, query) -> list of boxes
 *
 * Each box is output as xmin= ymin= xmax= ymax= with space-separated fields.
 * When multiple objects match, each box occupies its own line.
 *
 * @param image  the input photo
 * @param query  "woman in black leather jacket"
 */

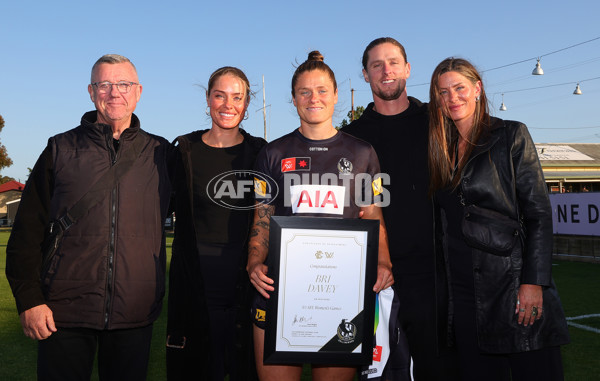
xmin=427 ymin=58 xmax=569 ymax=381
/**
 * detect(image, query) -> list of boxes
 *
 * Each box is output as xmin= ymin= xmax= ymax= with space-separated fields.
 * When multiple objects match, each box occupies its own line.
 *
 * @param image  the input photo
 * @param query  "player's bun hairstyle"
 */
xmin=291 ymin=50 xmax=337 ymax=96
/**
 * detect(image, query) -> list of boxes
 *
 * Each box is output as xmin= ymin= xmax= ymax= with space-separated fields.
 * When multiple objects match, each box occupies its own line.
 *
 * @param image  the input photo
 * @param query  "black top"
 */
xmin=190 ymin=138 xmax=253 ymax=244
xmin=343 ymin=98 xmax=432 ymax=275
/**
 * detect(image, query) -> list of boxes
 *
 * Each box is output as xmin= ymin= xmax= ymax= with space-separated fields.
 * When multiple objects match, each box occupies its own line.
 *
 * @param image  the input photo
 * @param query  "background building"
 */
xmin=0 ymin=180 xmax=23 ymax=225
xmin=539 ymin=143 xmax=600 ymax=262
xmin=538 ymin=143 xmax=600 ymax=193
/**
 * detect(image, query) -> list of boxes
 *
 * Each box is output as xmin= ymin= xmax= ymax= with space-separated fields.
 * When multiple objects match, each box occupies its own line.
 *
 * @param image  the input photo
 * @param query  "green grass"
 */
xmin=1 ymin=231 xmax=599 ymax=380
xmin=552 ymin=261 xmax=600 ymax=380
xmin=0 ymin=232 xmax=171 ymax=381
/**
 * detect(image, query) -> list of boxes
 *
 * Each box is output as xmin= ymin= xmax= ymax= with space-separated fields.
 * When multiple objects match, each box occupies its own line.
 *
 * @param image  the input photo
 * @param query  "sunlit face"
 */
xmin=438 ymin=71 xmax=481 ymax=129
xmin=207 ymin=74 xmax=249 ymax=131
xmin=88 ymin=62 xmax=142 ymax=126
xmin=292 ymin=70 xmax=338 ymax=128
xmin=363 ymin=42 xmax=410 ymax=101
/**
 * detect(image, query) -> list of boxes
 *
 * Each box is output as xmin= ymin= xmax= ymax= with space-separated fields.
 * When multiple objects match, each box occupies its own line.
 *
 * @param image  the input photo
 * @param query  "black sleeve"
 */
xmin=166 ymin=140 xmax=180 ymax=216
xmin=5 ymin=143 xmax=54 ymax=314
xmin=511 ymin=123 xmax=553 ymax=286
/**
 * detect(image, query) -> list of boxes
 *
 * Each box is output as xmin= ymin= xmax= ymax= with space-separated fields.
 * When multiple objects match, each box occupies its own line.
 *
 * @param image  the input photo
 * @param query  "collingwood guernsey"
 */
xmin=254 ymin=129 xmax=386 ymax=217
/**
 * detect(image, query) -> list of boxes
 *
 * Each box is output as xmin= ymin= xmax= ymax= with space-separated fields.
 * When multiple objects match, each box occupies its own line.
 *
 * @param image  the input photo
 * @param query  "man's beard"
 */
xmin=373 ymin=80 xmax=406 ymax=101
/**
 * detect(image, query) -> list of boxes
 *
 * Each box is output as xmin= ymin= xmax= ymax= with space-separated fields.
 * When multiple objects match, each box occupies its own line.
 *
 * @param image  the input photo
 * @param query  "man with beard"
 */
xmin=343 ymin=38 xmax=459 ymax=380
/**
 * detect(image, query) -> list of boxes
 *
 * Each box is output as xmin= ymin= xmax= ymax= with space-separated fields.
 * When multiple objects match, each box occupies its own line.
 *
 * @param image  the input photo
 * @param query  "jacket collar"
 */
xmin=80 ymin=110 xmax=141 ymax=142
xmin=468 ymin=117 xmax=504 ymax=160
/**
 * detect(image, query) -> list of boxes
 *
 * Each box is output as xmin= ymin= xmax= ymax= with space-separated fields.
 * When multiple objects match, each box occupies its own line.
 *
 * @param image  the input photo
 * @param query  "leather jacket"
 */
xmin=435 ymin=117 xmax=570 ymax=353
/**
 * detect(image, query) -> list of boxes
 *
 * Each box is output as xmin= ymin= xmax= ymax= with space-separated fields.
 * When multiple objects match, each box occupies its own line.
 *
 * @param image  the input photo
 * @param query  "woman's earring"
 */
xmin=475 ymin=95 xmax=480 ymax=102
xmin=206 ymin=106 xmax=210 ymax=116
xmin=244 ymin=110 xmax=249 ymax=120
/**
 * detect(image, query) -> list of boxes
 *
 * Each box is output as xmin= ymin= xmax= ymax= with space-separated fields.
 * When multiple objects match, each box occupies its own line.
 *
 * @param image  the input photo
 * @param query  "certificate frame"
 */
xmin=264 ymin=216 xmax=379 ymax=365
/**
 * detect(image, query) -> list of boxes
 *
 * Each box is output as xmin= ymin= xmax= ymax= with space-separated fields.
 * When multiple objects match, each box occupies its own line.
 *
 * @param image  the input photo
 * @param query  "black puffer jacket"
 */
xmin=6 ymin=111 xmax=172 ymax=330
xmin=435 ymin=117 xmax=570 ymax=353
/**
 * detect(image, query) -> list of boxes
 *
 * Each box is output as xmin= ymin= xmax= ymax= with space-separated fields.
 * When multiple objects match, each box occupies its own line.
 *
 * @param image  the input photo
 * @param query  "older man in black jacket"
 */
xmin=6 ymin=54 xmax=171 ymax=381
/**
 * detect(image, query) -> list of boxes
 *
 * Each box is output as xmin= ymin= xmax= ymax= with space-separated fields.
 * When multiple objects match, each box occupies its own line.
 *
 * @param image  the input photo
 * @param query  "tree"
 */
xmin=336 ymin=106 xmax=365 ymax=129
xmin=0 ymin=115 xmax=14 ymax=184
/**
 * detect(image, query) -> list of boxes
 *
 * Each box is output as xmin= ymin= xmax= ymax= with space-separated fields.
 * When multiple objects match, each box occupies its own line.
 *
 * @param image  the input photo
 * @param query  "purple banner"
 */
xmin=549 ymin=193 xmax=600 ymax=236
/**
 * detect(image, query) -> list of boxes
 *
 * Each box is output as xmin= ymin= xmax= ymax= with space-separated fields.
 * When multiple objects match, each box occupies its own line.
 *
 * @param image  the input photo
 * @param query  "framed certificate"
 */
xmin=264 ymin=216 xmax=379 ymax=365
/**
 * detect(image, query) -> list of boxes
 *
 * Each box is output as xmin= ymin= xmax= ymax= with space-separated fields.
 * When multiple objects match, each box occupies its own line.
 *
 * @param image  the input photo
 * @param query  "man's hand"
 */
xmin=20 ymin=304 xmax=57 ymax=340
xmin=373 ymin=262 xmax=394 ymax=293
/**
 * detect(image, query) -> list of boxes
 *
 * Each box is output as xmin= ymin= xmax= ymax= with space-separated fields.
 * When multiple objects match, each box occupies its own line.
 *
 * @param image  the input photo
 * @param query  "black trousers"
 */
xmin=453 ymin=295 xmax=564 ymax=381
xmin=446 ymin=233 xmax=565 ymax=381
xmin=167 ymin=243 xmax=256 ymax=381
xmin=37 ymin=325 xmax=153 ymax=381
xmin=394 ymin=272 xmax=461 ymax=381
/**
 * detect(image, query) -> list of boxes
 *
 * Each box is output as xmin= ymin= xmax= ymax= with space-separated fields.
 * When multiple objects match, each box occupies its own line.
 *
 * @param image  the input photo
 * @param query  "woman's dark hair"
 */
xmin=291 ymin=51 xmax=337 ymax=97
xmin=428 ymin=57 xmax=490 ymax=193
xmin=207 ymin=66 xmax=252 ymax=102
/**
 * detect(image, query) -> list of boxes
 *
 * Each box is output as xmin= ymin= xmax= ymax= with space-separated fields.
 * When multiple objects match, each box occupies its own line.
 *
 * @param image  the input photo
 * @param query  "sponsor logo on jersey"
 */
xmin=336 ymin=319 xmax=357 ymax=344
xmin=337 ymin=158 xmax=353 ymax=174
xmin=372 ymin=177 xmax=383 ymax=196
xmin=206 ymin=170 xmax=279 ymax=210
xmin=373 ymin=345 xmax=383 ymax=362
xmin=289 ymin=184 xmax=345 ymax=215
xmin=254 ymin=178 xmax=267 ymax=197
xmin=255 ymin=308 xmax=266 ymax=322
xmin=281 ymin=157 xmax=311 ymax=172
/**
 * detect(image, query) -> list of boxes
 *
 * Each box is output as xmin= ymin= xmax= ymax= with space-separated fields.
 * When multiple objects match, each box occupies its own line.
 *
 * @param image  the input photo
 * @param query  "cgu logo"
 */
xmin=206 ymin=170 xmax=279 ymax=210
xmin=289 ymin=185 xmax=345 ymax=215
xmin=373 ymin=345 xmax=383 ymax=362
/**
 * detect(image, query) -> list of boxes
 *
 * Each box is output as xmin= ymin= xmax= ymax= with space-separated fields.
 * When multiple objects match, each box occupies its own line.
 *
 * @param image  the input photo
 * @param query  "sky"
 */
xmin=1 ymin=0 xmax=599 ymax=182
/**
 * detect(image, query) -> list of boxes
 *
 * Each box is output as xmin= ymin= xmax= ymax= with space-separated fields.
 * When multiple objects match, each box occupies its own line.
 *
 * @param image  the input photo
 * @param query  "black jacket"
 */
xmin=6 ymin=111 xmax=172 ymax=330
xmin=166 ymin=129 xmax=266 ymax=379
xmin=435 ymin=117 xmax=569 ymax=353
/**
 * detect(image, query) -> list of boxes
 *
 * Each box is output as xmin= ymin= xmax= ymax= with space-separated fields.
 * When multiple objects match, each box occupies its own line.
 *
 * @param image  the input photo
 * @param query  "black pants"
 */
xmin=37 ymin=325 xmax=153 ymax=381
xmin=167 ymin=243 xmax=256 ymax=381
xmin=395 ymin=272 xmax=461 ymax=381
xmin=453 ymin=293 xmax=564 ymax=381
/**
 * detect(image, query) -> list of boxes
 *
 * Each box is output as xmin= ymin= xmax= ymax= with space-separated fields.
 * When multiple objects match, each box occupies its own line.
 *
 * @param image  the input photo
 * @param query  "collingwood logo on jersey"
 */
xmin=337 ymin=158 xmax=353 ymax=174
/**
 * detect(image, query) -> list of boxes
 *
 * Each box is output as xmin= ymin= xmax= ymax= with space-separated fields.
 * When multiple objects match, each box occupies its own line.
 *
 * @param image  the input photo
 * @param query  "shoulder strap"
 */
xmin=56 ymin=132 xmax=147 ymax=231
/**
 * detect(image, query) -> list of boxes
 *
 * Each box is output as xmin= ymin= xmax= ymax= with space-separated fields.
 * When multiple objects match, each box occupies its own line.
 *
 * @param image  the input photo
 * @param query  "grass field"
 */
xmin=1 ymin=231 xmax=599 ymax=380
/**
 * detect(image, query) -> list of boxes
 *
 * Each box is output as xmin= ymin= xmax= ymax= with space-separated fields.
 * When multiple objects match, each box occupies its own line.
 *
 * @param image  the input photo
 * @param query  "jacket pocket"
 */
xmin=462 ymin=204 xmax=521 ymax=256
xmin=41 ymin=220 xmax=65 ymax=277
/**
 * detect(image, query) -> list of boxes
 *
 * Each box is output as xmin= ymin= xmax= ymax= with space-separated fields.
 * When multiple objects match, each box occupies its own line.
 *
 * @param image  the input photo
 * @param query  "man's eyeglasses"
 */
xmin=92 ymin=81 xmax=138 ymax=94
